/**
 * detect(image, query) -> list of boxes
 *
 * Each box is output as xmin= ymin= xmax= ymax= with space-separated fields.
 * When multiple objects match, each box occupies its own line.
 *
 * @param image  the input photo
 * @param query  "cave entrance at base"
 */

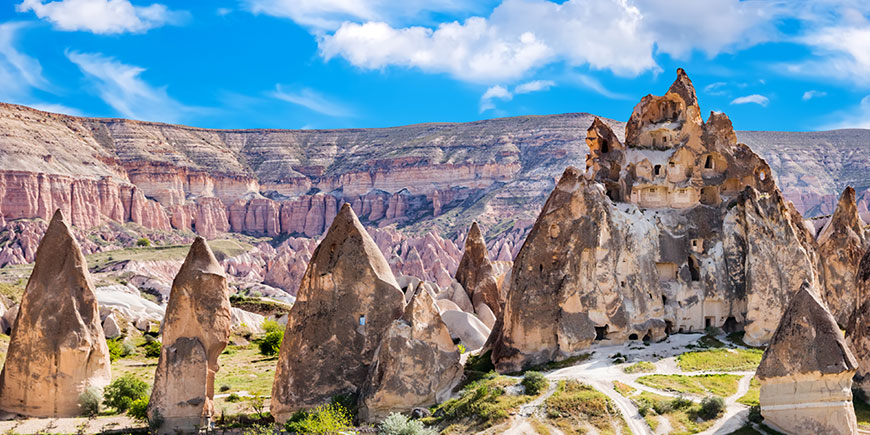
xmin=642 ymin=330 xmax=652 ymax=343
xmin=722 ymin=316 xmax=739 ymax=333
xmin=628 ymin=333 xmax=639 ymax=340
xmin=595 ymin=325 xmax=609 ymax=341
xmin=705 ymin=317 xmax=714 ymax=329
xmin=665 ymin=321 xmax=673 ymax=336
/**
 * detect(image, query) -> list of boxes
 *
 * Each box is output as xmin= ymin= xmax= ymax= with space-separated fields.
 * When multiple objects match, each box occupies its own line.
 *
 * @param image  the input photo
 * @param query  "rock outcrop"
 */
xmin=455 ymin=222 xmax=502 ymax=317
xmin=148 ymin=238 xmax=232 ymax=433
xmin=492 ymin=69 xmax=819 ymax=372
xmin=847 ymin=248 xmax=870 ymax=396
xmin=819 ymin=187 xmax=868 ymax=326
xmin=270 ymin=204 xmax=405 ymax=421
xmin=358 ymin=286 xmax=462 ymax=421
xmin=757 ymin=282 xmax=858 ymax=435
xmin=0 ymin=210 xmax=111 ymax=417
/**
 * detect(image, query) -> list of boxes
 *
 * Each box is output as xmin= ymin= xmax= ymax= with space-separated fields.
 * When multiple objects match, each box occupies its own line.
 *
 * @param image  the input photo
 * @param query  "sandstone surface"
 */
xmin=0 ymin=210 xmax=111 ymax=417
xmin=270 ymin=204 xmax=404 ymax=421
xmin=818 ymin=187 xmax=868 ymax=326
xmin=148 ymin=238 xmax=232 ymax=433
xmin=847 ymin=247 xmax=870 ymax=395
xmin=455 ymin=222 xmax=502 ymax=318
xmin=440 ymin=310 xmax=491 ymax=351
xmin=757 ymin=282 xmax=858 ymax=435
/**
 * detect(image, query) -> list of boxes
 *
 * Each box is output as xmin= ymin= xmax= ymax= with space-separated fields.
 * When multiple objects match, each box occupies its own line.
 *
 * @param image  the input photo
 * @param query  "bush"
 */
xmin=521 ymin=371 xmax=548 ymax=396
xmin=699 ymin=396 xmax=725 ymax=420
xmin=219 ymin=384 xmax=231 ymax=392
xmin=284 ymin=403 xmax=352 ymax=434
xmin=103 ymin=374 xmax=150 ymax=413
xmin=144 ymin=340 xmax=162 ymax=358
xmin=128 ymin=396 xmax=149 ymax=422
xmin=457 ymin=344 xmax=466 ymax=354
xmin=379 ymin=412 xmax=438 ymax=435
xmin=262 ymin=319 xmax=283 ymax=334
xmin=226 ymin=393 xmax=241 ymax=403
xmin=107 ymin=338 xmax=132 ymax=362
xmin=259 ymin=330 xmax=283 ymax=356
xmin=136 ymin=237 xmax=151 ymax=247
xmin=79 ymin=387 xmax=102 ymax=416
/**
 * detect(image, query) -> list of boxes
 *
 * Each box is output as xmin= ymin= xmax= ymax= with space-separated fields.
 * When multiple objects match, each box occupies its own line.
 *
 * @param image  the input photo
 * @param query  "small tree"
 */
xmin=144 ymin=340 xmax=162 ymax=358
xmin=699 ymin=396 xmax=725 ymax=420
xmin=262 ymin=319 xmax=283 ymax=334
xmin=103 ymin=374 xmax=150 ymax=413
xmin=128 ymin=396 xmax=150 ymax=422
xmin=259 ymin=330 xmax=283 ymax=356
xmin=135 ymin=237 xmax=151 ymax=247
xmin=521 ymin=371 xmax=548 ymax=396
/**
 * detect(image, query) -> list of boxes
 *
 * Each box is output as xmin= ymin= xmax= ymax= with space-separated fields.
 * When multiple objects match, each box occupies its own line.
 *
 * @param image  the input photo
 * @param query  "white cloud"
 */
xmin=244 ymin=0 xmax=482 ymax=30
xmin=0 ymin=22 xmax=49 ymax=98
xmin=17 ymin=0 xmax=186 ymax=34
xmin=270 ymin=85 xmax=353 ymax=117
xmin=67 ymin=51 xmax=187 ymax=122
xmin=479 ymin=84 xmax=512 ymax=112
xmin=802 ymin=90 xmax=827 ymax=101
xmin=704 ymin=81 xmax=728 ymax=96
xmin=29 ymin=102 xmax=83 ymax=116
xmin=514 ymin=79 xmax=554 ymax=94
xmin=788 ymin=24 xmax=870 ymax=86
xmin=822 ymin=95 xmax=870 ymax=130
xmin=217 ymin=7 xmax=232 ymax=16
xmin=730 ymin=94 xmax=769 ymax=106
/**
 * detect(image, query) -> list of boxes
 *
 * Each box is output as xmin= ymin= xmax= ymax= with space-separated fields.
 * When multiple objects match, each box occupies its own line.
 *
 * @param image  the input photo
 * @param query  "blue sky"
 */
xmin=0 ymin=0 xmax=869 ymax=131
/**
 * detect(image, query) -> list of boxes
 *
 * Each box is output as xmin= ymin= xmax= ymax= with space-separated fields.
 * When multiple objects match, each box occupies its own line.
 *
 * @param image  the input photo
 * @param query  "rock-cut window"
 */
xmin=359 ymin=315 xmax=366 ymax=326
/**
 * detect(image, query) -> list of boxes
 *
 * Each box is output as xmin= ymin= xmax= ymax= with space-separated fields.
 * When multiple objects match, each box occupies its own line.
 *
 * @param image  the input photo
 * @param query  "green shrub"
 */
xmin=79 ymin=387 xmax=101 ymax=416
xmin=103 ymin=374 xmax=150 ymax=413
xmin=243 ymin=424 xmax=277 ymax=435
xmin=379 ymin=412 xmax=438 ymax=435
xmin=699 ymin=396 xmax=725 ymax=420
xmin=623 ymin=361 xmax=656 ymax=374
xmin=128 ymin=396 xmax=149 ymax=422
xmin=144 ymin=340 xmax=162 ymax=358
xmin=226 ymin=393 xmax=241 ymax=403
xmin=136 ymin=237 xmax=151 ymax=247
xmin=259 ymin=330 xmax=283 ymax=356
xmin=284 ymin=403 xmax=352 ymax=434
xmin=107 ymin=338 xmax=132 ymax=362
xmin=457 ymin=343 xmax=467 ymax=354
xmin=262 ymin=319 xmax=283 ymax=334
xmin=521 ymin=371 xmax=548 ymax=396
xmin=219 ymin=384 xmax=231 ymax=392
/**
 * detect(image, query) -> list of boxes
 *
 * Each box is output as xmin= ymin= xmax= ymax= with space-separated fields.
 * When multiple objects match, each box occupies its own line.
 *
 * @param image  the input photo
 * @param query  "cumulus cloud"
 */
xmin=480 ymin=79 xmax=557 ymax=112
xmin=17 ymin=0 xmax=186 ymax=34
xmin=787 ymin=24 xmax=870 ymax=86
xmin=67 ymin=51 xmax=187 ymax=122
xmin=730 ymin=94 xmax=769 ymax=106
xmin=270 ymin=85 xmax=354 ymax=117
xmin=802 ymin=90 xmax=827 ymax=101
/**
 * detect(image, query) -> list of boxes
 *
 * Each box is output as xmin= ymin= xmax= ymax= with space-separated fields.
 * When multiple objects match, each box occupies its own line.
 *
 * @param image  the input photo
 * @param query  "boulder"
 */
xmin=819 ymin=187 xmax=868 ymax=326
xmin=847 ymin=248 xmax=870 ymax=395
xmin=1 ymin=304 xmax=18 ymax=335
xmin=231 ymin=307 xmax=265 ymax=334
xmin=103 ymin=314 xmax=122 ymax=339
xmin=148 ymin=237 xmax=232 ymax=434
xmin=440 ymin=310 xmax=491 ymax=351
xmin=758 ymin=282 xmax=858 ymax=435
xmin=359 ymin=286 xmax=462 ymax=421
xmin=436 ymin=280 xmax=474 ymax=314
xmin=475 ymin=303 xmax=496 ymax=329
xmin=436 ymin=299 xmax=462 ymax=314
xmin=270 ymin=204 xmax=404 ymax=421
xmin=455 ymin=222 xmax=502 ymax=317
xmin=0 ymin=210 xmax=111 ymax=417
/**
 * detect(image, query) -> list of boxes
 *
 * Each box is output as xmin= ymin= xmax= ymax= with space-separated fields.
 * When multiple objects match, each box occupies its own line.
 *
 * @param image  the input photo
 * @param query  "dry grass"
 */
xmin=636 ymin=374 xmax=741 ymax=397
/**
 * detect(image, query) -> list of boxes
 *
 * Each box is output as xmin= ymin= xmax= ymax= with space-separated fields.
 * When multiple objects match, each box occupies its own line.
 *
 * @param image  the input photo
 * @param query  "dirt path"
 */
xmin=698 ymin=373 xmax=753 ymax=435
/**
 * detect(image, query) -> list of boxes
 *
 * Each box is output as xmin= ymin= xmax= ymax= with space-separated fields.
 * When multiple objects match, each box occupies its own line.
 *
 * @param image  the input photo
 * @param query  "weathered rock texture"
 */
xmin=270 ymin=204 xmax=405 ymax=421
xmin=455 ymin=222 xmax=503 ymax=317
xmin=148 ymin=237 xmax=232 ymax=433
xmin=0 ymin=210 xmax=111 ymax=417
xmin=819 ymin=187 xmax=868 ymax=326
xmin=757 ymin=282 xmax=858 ymax=435
xmin=847 ymin=248 xmax=870 ymax=396
xmin=358 ymin=286 xmax=462 ymax=421
xmin=492 ymin=69 xmax=820 ymax=372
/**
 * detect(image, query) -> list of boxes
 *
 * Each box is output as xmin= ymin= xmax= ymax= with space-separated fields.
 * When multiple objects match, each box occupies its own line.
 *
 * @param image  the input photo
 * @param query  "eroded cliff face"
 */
xmin=493 ymin=69 xmax=822 ymax=372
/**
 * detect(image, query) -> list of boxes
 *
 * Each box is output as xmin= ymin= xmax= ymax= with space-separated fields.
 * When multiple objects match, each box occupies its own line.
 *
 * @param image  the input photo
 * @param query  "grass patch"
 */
xmin=545 ymin=380 xmax=629 ymax=435
xmin=623 ymin=361 xmax=656 ymax=374
xmin=612 ymin=381 xmax=636 ymax=397
xmin=636 ymin=374 xmax=741 ymax=397
xmin=424 ymin=373 xmax=535 ymax=432
xmin=854 ymin=394 xmax=870 ymax=430
xmin=229 ymin=294 xmax=293 ymax=317
xmin=0 ymin=279 xmax=25 ymax=303
xmin=678 ymin=348 xmax=763 ymax=372
xmin=633 ymin=392 xmax=717 ymax=435
xmin=737 ymin=377 xmax=760 ymax=407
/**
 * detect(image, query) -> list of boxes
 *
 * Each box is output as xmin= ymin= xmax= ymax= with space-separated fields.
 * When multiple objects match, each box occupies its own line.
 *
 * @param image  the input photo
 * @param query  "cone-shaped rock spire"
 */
xmin=270 ymin=203 xmax=404 ymax=421
xmin=819 ymin=186 xmax=868 ymax=325
xmin=148 ymin=237 xmax=232 ymax=433
xmin=758 ymin=281 xmax=858 ymax=435
xmin=847 ymin=248 xmax=870 ymax=396
xmin=0 ymin=210 xmax=111 ymax=417
xmin=455 ymin=222 xmax=502 ymax=317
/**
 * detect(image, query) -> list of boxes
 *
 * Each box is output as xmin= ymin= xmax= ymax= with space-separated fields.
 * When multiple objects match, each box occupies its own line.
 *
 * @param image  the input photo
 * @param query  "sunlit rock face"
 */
xmin=270 ymin=204 xmax=405 ymax=422
xmin=758 ymin=282 xmax=858 ymax=435
xmin=0 ymin=210 xmax=111 ymax=417
xmin=847 ymin=248 xmax=870 ymax=396
xmin=492 ymin=69 xmax=819 ymax=372
xmin=148 ymin=238 xmax=232 ymax=434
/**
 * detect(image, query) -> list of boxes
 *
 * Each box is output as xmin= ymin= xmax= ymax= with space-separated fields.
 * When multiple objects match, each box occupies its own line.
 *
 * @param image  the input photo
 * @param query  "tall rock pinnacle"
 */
xmin=455 ymin=222 xmax=502 ymax=317
xmin=0 ymin=210 xmax=111 ymax=417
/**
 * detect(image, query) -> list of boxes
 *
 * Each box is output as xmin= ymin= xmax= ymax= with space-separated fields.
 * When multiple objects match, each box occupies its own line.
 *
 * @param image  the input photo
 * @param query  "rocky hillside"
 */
xmin=0 ymin=101 xmax=866 ymax=247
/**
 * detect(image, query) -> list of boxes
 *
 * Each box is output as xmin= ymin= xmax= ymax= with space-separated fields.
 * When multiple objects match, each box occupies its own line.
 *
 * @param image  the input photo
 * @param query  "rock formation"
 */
xmin=440 ymin=310 xmax=491 ymax=351
xmin=492 ymin=69 xmax=819 ymax=372
xmin=148 ymin=237 xmax=232 ymax=433
xmin=358 ymin=285 xmax=462 ymax=421
xmin=270 ymin=204 xmax=405 ymax=421
xmin=455 ymin=222 xmax=502 ymax=317
xmin=757 ymin=281 xmax=858 ymax=435
xmin=847 ymin=247 xmax=870 ymax=396
xmin=0 ymin=210 xmax=111 ymax=417
xmin=819 ymin=186 xmax=868 ymax=326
